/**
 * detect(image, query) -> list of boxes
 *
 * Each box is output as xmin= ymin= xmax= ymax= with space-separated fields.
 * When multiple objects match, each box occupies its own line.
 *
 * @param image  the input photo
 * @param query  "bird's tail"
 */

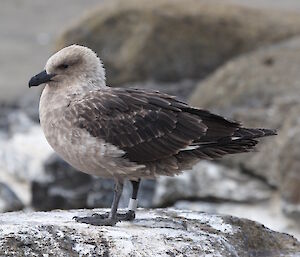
xmin=181 ymin=127 xmax=277 ymax=160
xmin=232 ymin=127 xmax=277 ymax=140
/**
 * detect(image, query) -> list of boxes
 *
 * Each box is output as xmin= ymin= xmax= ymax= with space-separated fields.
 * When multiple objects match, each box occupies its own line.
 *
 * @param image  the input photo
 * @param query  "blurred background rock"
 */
xmin=1 ymin=0 xmax=300 ymax=239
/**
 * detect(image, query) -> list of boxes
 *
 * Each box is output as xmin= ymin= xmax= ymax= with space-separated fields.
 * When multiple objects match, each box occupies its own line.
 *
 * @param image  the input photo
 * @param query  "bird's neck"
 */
xmin=39 ymin=80 xmax=107 ymax=114
xmin=39 ymin=85 xmax=69 ymax=116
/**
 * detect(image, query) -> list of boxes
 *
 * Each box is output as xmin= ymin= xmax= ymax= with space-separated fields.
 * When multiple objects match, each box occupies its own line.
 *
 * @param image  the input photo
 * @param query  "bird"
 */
xmin=29 ymin=45 xmax=276 ymax=226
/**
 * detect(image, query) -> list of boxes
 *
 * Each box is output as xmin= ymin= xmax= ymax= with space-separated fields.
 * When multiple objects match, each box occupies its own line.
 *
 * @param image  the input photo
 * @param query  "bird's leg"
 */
xmin=108 ymin=179 xmax=124 ymax=221
xmin=73 ymin=179 xmax=124 ymax=226
xmin=115 ymin=179 xmax=140 ymax=221
xmin=90 ymin=179 xmax=141 ymax=221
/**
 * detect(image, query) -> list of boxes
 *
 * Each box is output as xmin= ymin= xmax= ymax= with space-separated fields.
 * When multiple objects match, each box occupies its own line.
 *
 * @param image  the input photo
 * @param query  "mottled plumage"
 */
xmin=67 ymin=87 xmax=275 ymax=178
xmin=29 ymin=45 xmax=276 ymax=226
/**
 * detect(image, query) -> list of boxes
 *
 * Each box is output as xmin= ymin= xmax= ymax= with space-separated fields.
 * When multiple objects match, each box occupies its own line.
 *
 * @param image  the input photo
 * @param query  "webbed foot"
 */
xmin=73 ymin=215 xmax=118 ymax=226
xmin=73 ymin=210 xmax=135 ymax=226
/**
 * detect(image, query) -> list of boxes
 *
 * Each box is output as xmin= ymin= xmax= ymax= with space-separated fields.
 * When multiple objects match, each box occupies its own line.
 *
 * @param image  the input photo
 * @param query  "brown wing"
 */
xmin=69 ymin=88 xmax=274 ymax=164
xmin=68 ymin=88 xmax=211 ymax=163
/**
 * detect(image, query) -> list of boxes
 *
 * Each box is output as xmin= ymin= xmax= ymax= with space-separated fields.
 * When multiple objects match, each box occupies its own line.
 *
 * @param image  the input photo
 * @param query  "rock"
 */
xmin=153 ymin=161 xmax=273 ymax=207
xmin=0 ymin=124 xmax=52 ymax=183
xmin=0 ymin=108 xmax=34 ymax=137
xmin=0 ymin=114 xmax=53 ymax=207
xmin=190 ymin=37 xmax=300 ymax=191
xmin=0 ymin=182 xmax=23 ymax=213
xmin=279 ymin=109 xmax=300 ymax=219
xmin=32 ymin=153 xmax=156 ymax=211
xmin=17 ymin=91 xmax=41 ymax=122
xmin=0 ymin=209 xmax=299 ymax=257
xmin=0 ymin=89 xmax=40 ymax=131
xmin=32 ymin=154 xmax=95 ymax=211
xmin=190 ymin=36 xmax=300 ymax=220
xmin=0 ymin=105 xmax=13 ymax=134
xmin=123 ymin=79 xmax=196 ymax=101
xmin=57 ymin=0 xmax=300 ymax=88
xmin=175 ymin=198 xmax=300 ymax=241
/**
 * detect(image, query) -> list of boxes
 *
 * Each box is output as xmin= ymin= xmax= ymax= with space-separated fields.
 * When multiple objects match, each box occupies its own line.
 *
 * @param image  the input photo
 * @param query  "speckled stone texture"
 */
xmin=0 ymin=209 xmax=299 ymax=257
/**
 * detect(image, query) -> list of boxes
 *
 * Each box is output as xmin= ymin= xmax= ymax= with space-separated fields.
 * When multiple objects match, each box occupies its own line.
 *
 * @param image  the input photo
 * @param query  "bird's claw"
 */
xmin=92 ymin=212 xmax=109 ymax=218
xmin=73 ymin=210 xmax=136 ymax=226
xmin=73 ymin=215 xmax=118 ymax=226
xmin=118 ymin=210 xmax=135 ymax=221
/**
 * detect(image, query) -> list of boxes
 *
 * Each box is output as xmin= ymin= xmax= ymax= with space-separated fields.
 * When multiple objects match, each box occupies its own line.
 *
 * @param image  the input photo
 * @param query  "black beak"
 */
xmin=28 ymin=70 xmax=55 ymax=88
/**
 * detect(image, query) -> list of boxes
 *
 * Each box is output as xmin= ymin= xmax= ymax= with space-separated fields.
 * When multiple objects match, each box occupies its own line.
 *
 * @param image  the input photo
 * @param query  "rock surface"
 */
xmin=57 ymin=0 xmax=300 ymax=88
xmin=190 ymin=36 xmax=300 ymax=217
xmin=0 ymin=183 xmax=23 ymax=213
xmin=123 ymin=79 xmax=197 ymax=101
xmin=0 ymin=109 xmax=53 ymax=208
xmin=154 ymin=161 xmax=273 ymax=207
xmin=175 ymin=198 xmax=300 ymax=241
xmin=0 ymin=209 xmax=300 ymax=257
xmin=280 ymin=111 xmax=300 ymax=220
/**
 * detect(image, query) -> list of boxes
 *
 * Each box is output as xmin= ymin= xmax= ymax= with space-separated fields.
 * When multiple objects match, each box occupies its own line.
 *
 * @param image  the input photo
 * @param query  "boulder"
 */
xmin=153 ymin=161 xmax=273 ymax=207
xmin=57 ymin=0 xmax=300 ymax=88
xmin=0 ymin=110 xmax=53 ymax=208
xmin=31 ymin=154 xmax=96 ymax=211
xmin=189 ymin=36 xmax=300 ymax=216
xmin=0 ymin=108 xmax=35 ymax=137
xmin=175 ymin=199 xmax=300 ymax=241
xmin=0 ymin=209 xmax=299 ymax=257
xmin=0 ymin=182 xmax=23 ymax=213
xmin=279 ymin=108 xmax=300 ymax=219
xmin=123 ymin=79 xmax=196 ymax=101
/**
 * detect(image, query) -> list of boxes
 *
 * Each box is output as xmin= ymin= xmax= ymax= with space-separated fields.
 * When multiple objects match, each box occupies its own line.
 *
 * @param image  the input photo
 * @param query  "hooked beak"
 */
xmin=28 ymin=70 xmax=55 ymax=88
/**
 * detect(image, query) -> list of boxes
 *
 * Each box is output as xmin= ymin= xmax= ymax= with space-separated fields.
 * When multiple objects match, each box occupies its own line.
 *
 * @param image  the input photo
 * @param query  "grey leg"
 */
xmin=122 ymin=179 xmax=140 ymax=220
xmin=73 ymin=179 xmax=124 ymax=226
xmin=89 ymin=179 xmax=141 ymax=222
xmin=131 ymin=179 xmax=140 ymax=199
xmin=109 ymin=180 xmax=123 ymax=220
xmin=111 ymin=179 xmax=140 ymax=221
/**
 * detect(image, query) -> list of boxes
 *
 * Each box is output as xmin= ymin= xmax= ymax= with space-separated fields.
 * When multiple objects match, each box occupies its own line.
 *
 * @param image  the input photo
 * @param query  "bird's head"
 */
xmin=28 ymin=45 xmax=106 ymax=89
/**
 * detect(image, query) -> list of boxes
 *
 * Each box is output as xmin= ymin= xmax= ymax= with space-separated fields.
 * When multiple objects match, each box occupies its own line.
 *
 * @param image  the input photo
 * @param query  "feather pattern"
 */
xmin=69 ymin=88 xmax=276 ymax=170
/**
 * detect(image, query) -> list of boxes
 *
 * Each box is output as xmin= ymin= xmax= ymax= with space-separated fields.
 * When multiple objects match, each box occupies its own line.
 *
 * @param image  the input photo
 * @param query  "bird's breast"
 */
xmin=39 ymin=95 xmax=145 ymax=178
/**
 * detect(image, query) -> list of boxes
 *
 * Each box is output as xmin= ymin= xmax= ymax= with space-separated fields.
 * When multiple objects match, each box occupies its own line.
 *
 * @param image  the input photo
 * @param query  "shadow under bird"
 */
xmin=29 ymin=45 xmax=277 ymax=226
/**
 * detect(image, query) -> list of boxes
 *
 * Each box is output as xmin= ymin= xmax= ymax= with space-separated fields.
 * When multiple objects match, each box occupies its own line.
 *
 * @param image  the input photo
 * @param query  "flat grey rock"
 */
xmin=0 ymin=182 xmax=23 ymax=213
xmin=154 ymin=161 xmax=273 ymax=207
xmin=0 ymin=209 xmax=299 ymax=257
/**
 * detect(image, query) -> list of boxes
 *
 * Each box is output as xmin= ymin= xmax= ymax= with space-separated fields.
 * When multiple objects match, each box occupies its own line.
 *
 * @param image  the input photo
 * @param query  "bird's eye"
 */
xmin=57 ymin=64 xmax=69 ymax=70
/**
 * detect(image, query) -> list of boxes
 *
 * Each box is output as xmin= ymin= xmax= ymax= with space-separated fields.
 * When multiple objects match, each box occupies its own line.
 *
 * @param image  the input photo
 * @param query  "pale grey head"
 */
xmin=29 ymin=45 xmax=106 ymax=89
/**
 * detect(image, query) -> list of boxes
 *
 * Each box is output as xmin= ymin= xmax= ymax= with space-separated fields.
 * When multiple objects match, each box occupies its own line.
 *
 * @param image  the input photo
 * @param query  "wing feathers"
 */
xmin=70 ymin=88 xmax=275 ymax=164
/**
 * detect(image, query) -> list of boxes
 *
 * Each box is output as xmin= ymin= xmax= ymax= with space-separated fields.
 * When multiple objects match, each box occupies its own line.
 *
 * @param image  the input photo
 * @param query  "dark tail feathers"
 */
xmin=185 ymin=127 xmax=276 ymax=160
xmin=233 ymin=128 xmax=277 ymax=140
